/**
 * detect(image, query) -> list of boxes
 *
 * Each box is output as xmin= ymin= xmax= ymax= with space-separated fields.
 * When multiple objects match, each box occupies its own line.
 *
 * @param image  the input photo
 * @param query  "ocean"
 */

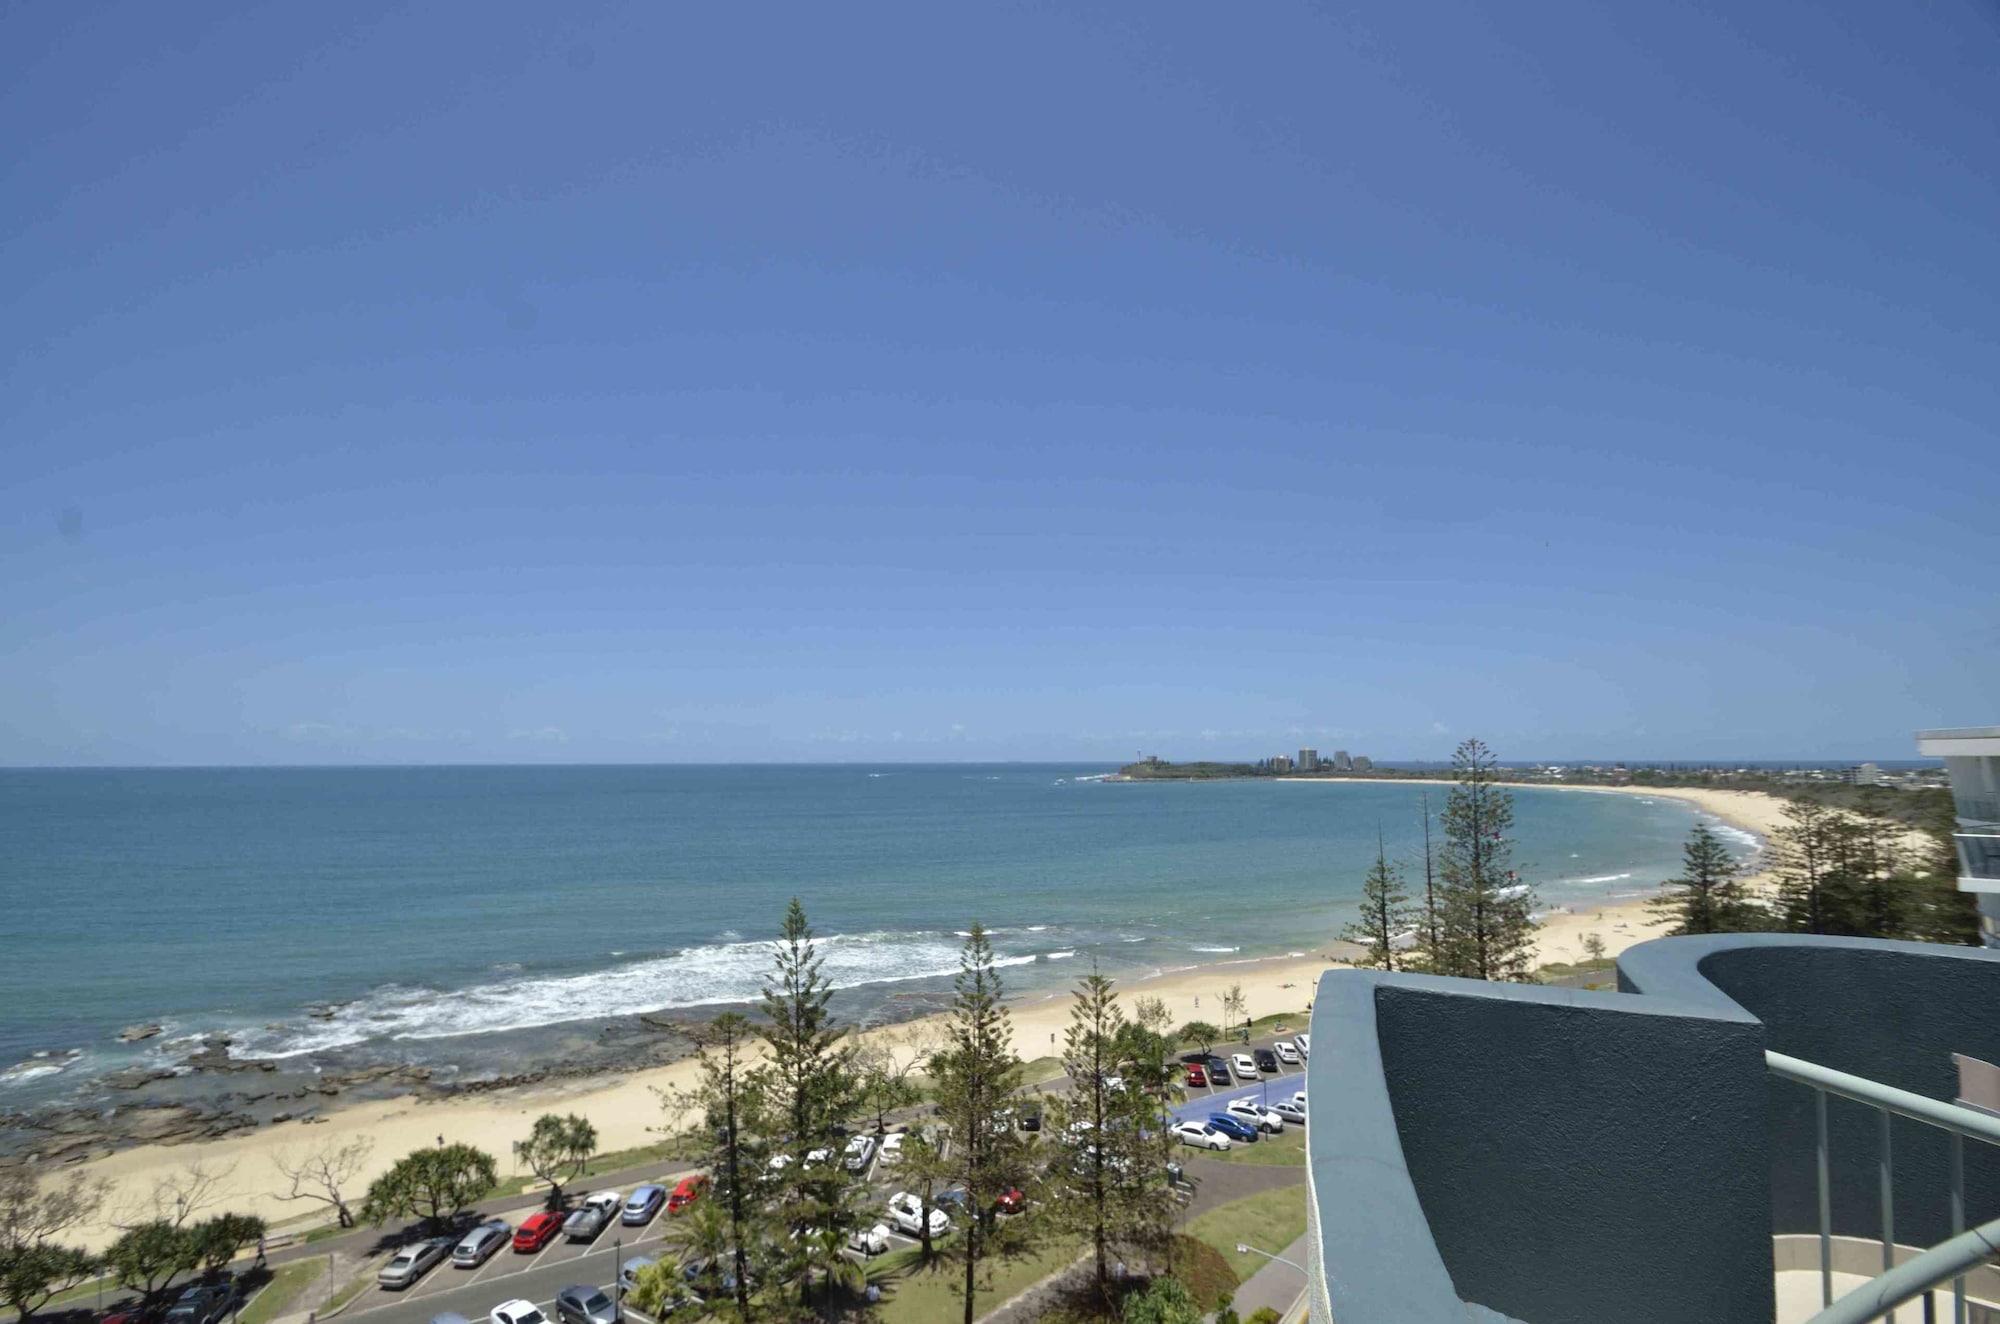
xmin=0 ymin=765 xmax=1753 ymax=1109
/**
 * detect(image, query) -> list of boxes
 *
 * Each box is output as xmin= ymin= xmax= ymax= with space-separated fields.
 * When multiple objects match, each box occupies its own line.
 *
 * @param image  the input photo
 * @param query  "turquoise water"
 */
xmin=0 ymin=765 xmax=1749 ymax=1101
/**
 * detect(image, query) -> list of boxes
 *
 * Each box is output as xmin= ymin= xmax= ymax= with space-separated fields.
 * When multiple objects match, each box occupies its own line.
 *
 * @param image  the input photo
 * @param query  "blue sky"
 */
xmin=3 ymin=2 xmax=1996 ymax=766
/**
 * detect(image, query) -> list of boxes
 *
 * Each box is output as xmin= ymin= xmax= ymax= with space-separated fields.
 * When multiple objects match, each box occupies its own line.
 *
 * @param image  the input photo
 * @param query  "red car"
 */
xmin=667 ymin=1174 xmax=709 ymax=1212
xmin=512 ymin=1211 xmax=563 ymax=1252
xmin=1185 ymin=1062 xmax=1208 ymax=1087
xmin=994 ymin=1187 xmax=1026 ymax=1216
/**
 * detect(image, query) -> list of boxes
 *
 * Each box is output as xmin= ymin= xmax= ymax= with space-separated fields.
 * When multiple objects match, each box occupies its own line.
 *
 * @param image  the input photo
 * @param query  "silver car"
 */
xmin=379 ymin=1236 xmax=453 ymax=1288
xmin=554 ymin=1285 xmax=620 ymax=1324
xmin=452 ymin=1219 xmax=510 ymax=1267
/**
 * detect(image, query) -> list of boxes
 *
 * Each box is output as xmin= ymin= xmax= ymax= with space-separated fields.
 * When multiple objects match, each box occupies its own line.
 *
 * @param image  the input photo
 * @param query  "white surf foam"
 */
xmin=235 ymin=930 xmax=1040 ymax=1059
xmin=1550 ymin=872 xmax=1634 ymax=887
xmin=1188 ymin=944 xmax=1240 ymax=954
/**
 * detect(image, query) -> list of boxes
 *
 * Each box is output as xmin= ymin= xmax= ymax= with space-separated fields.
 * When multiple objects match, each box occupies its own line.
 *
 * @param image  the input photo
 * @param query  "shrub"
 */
xmin=1166 ymin=1234 xmax=1238 ymax=1310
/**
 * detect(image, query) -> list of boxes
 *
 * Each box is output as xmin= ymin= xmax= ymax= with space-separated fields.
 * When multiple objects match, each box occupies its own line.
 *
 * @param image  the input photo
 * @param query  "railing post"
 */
xmin=1950 ymin=1131 xmax=1965 ymax=1324
xmin=1819 ymin=1088 xmax=1834 ymax=1308
xmin=1880 ymin=1106 xmax=1896 ymax=1324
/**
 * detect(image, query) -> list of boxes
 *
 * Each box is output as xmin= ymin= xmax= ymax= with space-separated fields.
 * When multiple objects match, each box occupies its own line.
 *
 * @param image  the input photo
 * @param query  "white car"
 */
xmin=1225 ymin=1098 xmax=1284 ymax=1133
xmin=887 ymin=1192 xmax=950 ymax=1239
xmin=1274 ymin=1042 xmax=1301 ymax=1065
xmin=1295 ymin=1034 xmax=1311 ymax=1059
xmin=877 ymin=1133 xmax=905 ymax=1167
xmin=804 ymin=1147 xmax=834 ymax=1168
xmin=1291 ymin=1090 xmax=1306 ymax=1109
xmin=1232 ymin=1053 xmax=1259 ymax=1079
xmin=847 ymin=1222 xmax=893 ymax=1256
xmin=766 ymin=1153 xmax=794 ymax=1174
xmin=842 ymin=1135 xmax=876 ymax=1173
xmin=1272 ymin=1099 xmax=1307 ymax=1125
xmin=492 ymin=1301 xmax=547 ymax=1324
xmin=1169 ymin=1121 xmax=1230 ymax=1152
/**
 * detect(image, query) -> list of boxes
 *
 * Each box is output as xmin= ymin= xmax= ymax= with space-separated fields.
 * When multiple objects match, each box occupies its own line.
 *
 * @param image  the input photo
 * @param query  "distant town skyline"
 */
xmin=5 ymin=3 xmax=1997 ymax=767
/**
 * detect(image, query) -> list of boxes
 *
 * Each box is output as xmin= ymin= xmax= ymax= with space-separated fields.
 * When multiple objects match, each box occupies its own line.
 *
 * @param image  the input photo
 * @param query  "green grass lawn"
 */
xmin=1195 ymin=1128 xmax=1305 ymax=1168
xmin=868 ymin=1235 xmax=1082 ymax=1324
xmin=240 ymin=1258 xmax=329 ymax=1324
xmin=1182 ymin=1185 xmax=1309 ymax=1274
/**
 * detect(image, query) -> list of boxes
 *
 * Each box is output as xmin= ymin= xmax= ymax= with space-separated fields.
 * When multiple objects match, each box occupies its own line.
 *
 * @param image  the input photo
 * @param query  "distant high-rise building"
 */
xmin=1270 ymin=754 xmax=1294 ymax=773
xmin=1844 ymin=762 xmax=1882 ymax=785
xmin=1333 ymin=750 xmax=1353 ymax=771
xmin=1298 ymin=748 xmax=1320 ymax=772
xmin=1352 ymin=755 xmax=1373 ymax=772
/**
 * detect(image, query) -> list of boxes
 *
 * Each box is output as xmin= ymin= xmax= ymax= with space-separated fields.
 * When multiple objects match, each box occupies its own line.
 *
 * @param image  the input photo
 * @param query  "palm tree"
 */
xmin=802 ymin=1224 xmax=864 ymax=1319
xmin=666 ymin=1200 xmax=733 ymax=1303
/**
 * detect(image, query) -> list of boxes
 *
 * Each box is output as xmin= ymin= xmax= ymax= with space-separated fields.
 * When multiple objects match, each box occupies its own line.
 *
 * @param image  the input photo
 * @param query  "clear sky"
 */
xmin=4 ymin=2 xmax=1996 ymax=766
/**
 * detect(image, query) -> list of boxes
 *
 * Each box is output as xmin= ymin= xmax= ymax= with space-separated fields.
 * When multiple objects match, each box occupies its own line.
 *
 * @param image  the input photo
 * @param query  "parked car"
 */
xmin=876 ymin=1132 xmax=905 ymax=1167
xmin=165 ymin=1284 xmax=234 ymax=1324
xmin=933 ymin=1188 xmax=971 ymax=1219
xmin=1226 ymin=1098 xmax=1284 ymax=1133
xmin=453 ymin=1220 xmax=510 ymax=1267
xmin=378 ymin=1237 xmax=453 ymax=1289
xmin=563 ymin=1191 xmax=620 ymax=1241
xmin=1205 ymin=1112 xmax=1259 ymax=1143
xmin=1291 ymin=1089 xmax=1306 ymax=1109
xmin=1273 ymin=1099 xmax=1307 ymax=1125
xmin=842 ymin=1134 xmax=876 ymax=1173
xmin=667 ymin=1174 xmax=709 ymax=1212
xmin=513 ymin=1211 xmax=564 ymax=1252
xmin=1295 ymin=1033 xmax=1311 ymax=1058
xmin=847 ymin=1223 xmax=892 ymax=1256
xmin=887 ymin=1191 xmax=950 ymax=1238
xmin=621 ymin=1184 xmax=666 ymax=1225
xmin=988 ymin=1107 xmax=1015 ymax=1135
xmin=1204 ymin=1056 xmax=1233 ymax=1085
xmin=681 ymin=1256 xmax=749 ymax=1296
xmin=491 ymin=1301 xmax=548 ymax=1324
xmin=1274 ymin=1041 xmax=1301 ymax=1066
xmin=1169 ymin=1120 xmax=1230 ymax=1151
xmin=1018 ymin=1103 xmax=1042 ymax=1132
xmin=1184 ymin=1062 xmax=1208 ymax=1087
xmin=1231 ymin=1053 xmax=1259 ymax=1078
xmin=617 ymin=1255 xmax=657 ymax=1297
xmin=555 ymin=1285 xmax=620 ymax=1324
xmin=1253 ymin=1048 xmax=1280 ymax=1075
xmin=995 ymin=1186 xmax=1026 ymax=1215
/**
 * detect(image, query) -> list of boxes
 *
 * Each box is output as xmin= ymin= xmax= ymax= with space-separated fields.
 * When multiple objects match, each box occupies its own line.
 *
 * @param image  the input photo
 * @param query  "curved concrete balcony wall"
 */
xmin=1305 ymin=935 xmax=2000 ymax=1324
xmin=1619 ymin=934 xmax=2000 ymax=1251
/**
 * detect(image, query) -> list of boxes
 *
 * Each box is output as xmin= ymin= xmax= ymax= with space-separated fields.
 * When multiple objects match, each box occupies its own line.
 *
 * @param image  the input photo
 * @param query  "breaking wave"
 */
xmin=232 ymin=930 xmax=1041 ymax=1060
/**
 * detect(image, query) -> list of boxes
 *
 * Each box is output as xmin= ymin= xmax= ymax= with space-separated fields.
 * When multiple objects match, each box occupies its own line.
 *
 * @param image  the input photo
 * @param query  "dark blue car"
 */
xmin=1206 ymin=1112 xmax=1259 ymax=1143
xmin=1204 ymin=1056 xmax=1233 ymax=1086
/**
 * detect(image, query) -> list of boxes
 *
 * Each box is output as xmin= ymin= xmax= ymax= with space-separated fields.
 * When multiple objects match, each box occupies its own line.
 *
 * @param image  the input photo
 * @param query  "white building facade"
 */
xmin=1916 ymin=726 xmax=2000 ymax=947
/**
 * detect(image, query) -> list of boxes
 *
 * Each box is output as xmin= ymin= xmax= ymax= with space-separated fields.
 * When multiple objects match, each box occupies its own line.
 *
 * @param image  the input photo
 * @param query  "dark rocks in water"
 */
xmin=103 ymin=1066 xmax=176 ymax=1091
xmin=118 ymin=1023 xmax=164 ymax=1043
xmin=182 ymin=1036 xmax=277 ymax=1075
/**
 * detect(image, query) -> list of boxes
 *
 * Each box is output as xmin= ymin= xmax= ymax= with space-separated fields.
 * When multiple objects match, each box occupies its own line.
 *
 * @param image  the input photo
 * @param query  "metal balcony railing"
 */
xmin=1768 ymin=1050 xmax=2000 ymax=1324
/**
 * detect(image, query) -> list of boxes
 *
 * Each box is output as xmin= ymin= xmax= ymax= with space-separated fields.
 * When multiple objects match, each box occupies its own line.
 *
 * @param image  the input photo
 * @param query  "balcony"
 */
xmin=1302 ymin=935 xmax=2000 ymax=1323
xmin=1954 ymin=795 xmax=2000 ymax=829
xmin=1956 ymin=832 xmax=2000 ymax=888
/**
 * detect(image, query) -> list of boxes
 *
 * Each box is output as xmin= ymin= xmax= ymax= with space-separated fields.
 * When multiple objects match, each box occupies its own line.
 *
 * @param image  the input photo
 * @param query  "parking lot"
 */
xmin=1168 ymin=1041 xmax=1308 ymax=1127
xmin=342 ymin=1139 xmax=973 ymax=1324
xmin=338 ymin=1038 xmax=1298 ymax=1324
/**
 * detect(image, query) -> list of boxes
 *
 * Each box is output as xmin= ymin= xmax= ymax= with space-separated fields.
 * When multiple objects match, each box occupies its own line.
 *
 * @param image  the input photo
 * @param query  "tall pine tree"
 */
xmin=1648 ymin=823 xmax=1760 ymax=935
xmin=1342 ymin=830 xmax=1414 ymax=970
xmin=757 ymin=899 xmax=861 ymax=1305
xmin=932 ymin=924 xmax=1026 ymax=1324
xmin=1435 ymin=739 xmax=1538 ymax=981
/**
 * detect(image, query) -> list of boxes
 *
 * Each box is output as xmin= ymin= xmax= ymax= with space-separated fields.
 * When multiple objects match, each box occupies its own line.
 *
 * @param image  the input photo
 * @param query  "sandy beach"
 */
xmin=54 ymin=780 xmax=1799 ymax=1247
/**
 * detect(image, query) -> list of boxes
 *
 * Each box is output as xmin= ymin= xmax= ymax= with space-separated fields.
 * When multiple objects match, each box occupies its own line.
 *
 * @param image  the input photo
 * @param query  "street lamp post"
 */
xmin=613 ymin=1237 xmax=622 ymax=1302
xmin=1235 ymin=1242 xmax=1307 ymax=1276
